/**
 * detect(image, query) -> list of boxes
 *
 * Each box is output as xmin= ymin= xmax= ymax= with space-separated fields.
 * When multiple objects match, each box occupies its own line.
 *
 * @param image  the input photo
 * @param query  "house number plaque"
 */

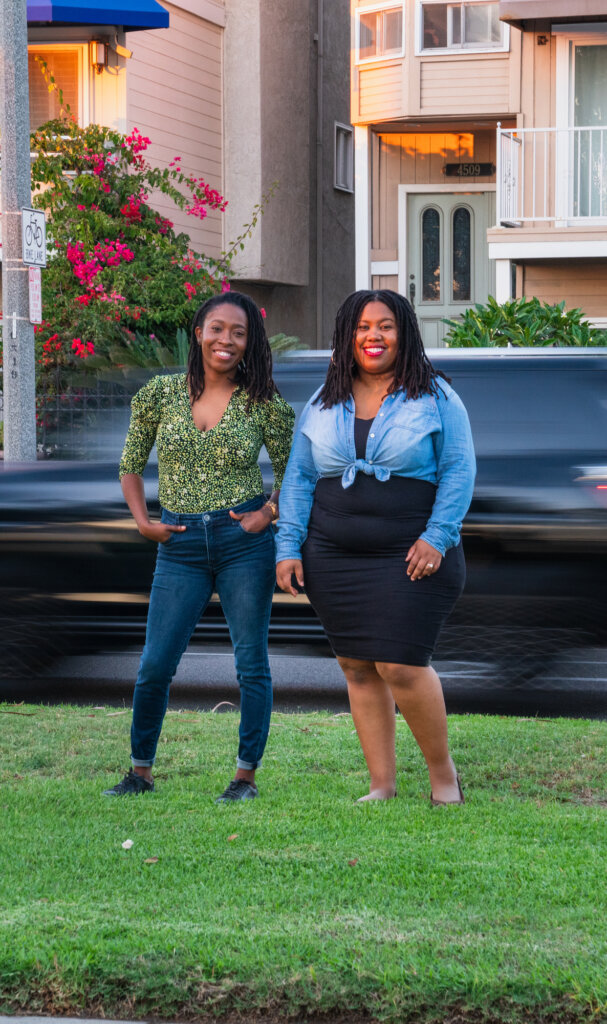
xmin=443 ymin=163 xmax=495 ymax=177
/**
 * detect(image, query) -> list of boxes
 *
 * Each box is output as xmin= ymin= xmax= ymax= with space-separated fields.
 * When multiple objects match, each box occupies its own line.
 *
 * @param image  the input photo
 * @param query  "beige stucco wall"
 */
xmin=224 ymin=0 xmax=311 ymax=286
xmin=127 ymin=2 xmax=224 ymax=259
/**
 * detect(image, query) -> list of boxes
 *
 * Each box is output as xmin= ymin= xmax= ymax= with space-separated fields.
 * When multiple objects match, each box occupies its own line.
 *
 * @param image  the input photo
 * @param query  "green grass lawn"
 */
xmin=1 ymin=704 xmax=606 ymax=1023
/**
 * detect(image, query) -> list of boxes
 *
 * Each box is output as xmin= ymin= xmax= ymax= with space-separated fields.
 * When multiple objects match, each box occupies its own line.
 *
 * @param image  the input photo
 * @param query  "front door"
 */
xmin=403 ymin=192 xmax=494 ymax=347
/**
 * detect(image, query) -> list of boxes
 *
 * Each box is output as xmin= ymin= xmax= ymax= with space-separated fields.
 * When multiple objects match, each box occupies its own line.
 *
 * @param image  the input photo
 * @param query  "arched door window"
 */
xmin=421 ymin=207 xmax=441 ymax=301
xmin=452 ymin=206 xmax=471 ymax=301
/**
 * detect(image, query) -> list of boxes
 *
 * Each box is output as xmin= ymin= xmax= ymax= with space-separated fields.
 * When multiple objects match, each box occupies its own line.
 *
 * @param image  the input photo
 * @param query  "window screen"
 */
xmin=335 ymin=124 xmax=354 ymax=192
xmin=29 ymin=50 xmax=80 ymax=129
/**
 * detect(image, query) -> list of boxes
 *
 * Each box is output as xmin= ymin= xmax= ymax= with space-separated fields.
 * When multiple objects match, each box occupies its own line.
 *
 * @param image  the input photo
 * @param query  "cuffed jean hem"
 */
xmin=237 ymin=757 xmax=261 ymax=770
xmin=131 ymin=756 xmax=155 ymax=767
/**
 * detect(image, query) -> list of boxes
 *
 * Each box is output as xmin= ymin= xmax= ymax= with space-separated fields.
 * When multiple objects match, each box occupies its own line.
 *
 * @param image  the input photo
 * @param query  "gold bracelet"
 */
xmin=263 ymin=500 xmax=279 ymax=521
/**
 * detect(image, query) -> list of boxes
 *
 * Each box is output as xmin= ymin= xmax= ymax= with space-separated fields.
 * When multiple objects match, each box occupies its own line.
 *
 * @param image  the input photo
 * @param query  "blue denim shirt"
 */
xmin=275 ymin=380 xmax=476 ymax=561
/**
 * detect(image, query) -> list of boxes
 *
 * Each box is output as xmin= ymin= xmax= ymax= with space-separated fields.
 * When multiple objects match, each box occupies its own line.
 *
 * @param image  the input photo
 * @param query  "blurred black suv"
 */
xmin=1 ymin=349 xmax=606 ymax=682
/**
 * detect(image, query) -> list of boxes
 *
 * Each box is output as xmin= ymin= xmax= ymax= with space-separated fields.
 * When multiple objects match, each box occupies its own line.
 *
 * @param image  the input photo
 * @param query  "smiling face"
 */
xmin=195 ymin=302 xmax=248 ymax=376
xmin=352 ymin=300 xmax=399 ymax=378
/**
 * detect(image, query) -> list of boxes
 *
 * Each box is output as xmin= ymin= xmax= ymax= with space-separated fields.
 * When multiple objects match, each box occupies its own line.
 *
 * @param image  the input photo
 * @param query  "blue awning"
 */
xmin=27 ymin=0 xmax=169 ymax=31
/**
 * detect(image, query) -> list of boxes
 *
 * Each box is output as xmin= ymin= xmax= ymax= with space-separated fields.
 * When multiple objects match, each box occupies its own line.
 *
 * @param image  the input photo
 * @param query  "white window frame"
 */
xmin=28 ymin=42 xmax=91 ymax=128
xmin=334 ymin=122 xmax=354 ymax=193
xmin=355 ymin=3 xmax=405 ymax=65
xmin=415 ymin=0 xmax=509 ymax=57
xmin=554 ymin=24 xmax=607 ymax=226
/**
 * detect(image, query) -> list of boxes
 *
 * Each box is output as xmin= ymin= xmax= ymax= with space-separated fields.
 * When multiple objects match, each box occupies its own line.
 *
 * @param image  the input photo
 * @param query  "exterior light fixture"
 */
xmin=89 ymin=40 xmax=108 ymax=74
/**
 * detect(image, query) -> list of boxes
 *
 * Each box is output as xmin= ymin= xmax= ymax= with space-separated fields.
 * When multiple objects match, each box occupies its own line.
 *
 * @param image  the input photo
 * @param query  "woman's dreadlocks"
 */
xmin=187 ymin=291 xmax=276 ymax=411
xmin=316 ymin=289 xmax=448 ymax=408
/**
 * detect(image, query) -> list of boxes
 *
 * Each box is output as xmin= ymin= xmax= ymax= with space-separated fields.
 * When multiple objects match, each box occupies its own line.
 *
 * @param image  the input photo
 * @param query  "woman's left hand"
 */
xmin=405 ymin=539 xmax=442 ymax=581
xmin=229 ymin=507 xmax=273 ymax=533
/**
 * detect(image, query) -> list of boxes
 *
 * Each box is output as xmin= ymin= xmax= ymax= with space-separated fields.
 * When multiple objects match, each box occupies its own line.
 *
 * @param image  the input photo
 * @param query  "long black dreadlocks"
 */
xmin=315 ymin=289 xmax=449 ymax=409
xmin=187 ymin=291 xmax=277 ymax=412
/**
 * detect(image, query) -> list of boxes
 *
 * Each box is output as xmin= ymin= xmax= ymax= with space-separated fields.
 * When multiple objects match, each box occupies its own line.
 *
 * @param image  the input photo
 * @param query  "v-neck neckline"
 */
xmin=186 ymin=378 xmax=240 ymax=435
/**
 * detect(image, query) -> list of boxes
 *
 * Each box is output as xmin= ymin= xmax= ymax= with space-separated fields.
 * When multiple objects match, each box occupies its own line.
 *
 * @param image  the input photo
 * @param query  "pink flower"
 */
xmin=125 ymin=128 xmax=151 ymax=155
xmin=77 ymin=204 xmax=86 ymax=211
xmin=221 ymin=279 xmax=231 ymax=293
xmin=120 ymin=195 xmax=142 ymax=222
xmin=154 ymin=213 xmax=173 ymax=234
xmin=71 ymin=337 xmax=93 ymax=359
xmin=260 ymin=307 xmax=266 ymax=318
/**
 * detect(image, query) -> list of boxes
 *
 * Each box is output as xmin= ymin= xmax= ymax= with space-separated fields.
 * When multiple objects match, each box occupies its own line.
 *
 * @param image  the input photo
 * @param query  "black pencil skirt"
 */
xmin=302 ymin=474 xmax=466 ymax=666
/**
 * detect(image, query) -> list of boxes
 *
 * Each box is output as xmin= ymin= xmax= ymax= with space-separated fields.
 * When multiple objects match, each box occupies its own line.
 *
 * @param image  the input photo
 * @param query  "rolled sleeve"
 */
xmin=420 ymin=389 xmax=476 ymax=555
xmin=118 ymin=377 xmax=162 ymax=479
xmin=275 ymin=427 xmax=319 ymax=562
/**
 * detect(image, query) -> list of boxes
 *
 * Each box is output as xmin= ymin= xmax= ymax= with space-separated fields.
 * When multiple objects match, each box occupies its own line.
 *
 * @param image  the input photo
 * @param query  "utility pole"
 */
xmin=0 ymin=0 xmax=37 ymax=461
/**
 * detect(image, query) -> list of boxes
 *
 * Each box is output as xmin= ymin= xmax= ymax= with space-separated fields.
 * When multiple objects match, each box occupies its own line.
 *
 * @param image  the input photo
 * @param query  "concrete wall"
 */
xmin=225 ymin=0 xmax=354 ymax=348
xmin=224 ymin=0 xmax=310 ymax=286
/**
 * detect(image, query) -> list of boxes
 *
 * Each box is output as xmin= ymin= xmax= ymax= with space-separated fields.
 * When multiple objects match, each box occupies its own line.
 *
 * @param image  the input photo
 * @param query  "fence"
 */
xmin=34 ymin=375 xmax=140 ymax=459
xmin=497 ymin=123 xmax=607 ymax=225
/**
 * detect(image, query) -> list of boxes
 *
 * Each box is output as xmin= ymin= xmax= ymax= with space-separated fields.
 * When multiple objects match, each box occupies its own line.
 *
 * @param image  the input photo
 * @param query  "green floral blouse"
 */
xmin=119 ymin=373 xmax=295 ymax=513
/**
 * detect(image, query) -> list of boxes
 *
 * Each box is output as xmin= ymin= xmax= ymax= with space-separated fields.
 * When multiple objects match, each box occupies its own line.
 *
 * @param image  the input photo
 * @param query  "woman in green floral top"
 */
xmin=104 ymin=292 xmax=295 ymax=802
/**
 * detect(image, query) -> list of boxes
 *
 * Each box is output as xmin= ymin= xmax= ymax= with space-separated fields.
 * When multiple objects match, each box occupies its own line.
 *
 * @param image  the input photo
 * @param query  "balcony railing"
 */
xmin=497 ymin=123 xmax=607 ymax=227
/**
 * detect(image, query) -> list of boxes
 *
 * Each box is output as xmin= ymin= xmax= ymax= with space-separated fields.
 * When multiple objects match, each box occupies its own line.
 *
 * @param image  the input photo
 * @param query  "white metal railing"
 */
xmin=496 ymin=123 xmax=607 ymax=226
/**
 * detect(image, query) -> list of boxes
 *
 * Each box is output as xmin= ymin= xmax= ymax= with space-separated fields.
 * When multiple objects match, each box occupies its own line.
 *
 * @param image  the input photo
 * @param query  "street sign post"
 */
xmin=28 ymin=266 xmax=43 ymax=323
xmin=21 ymin=207 xmax=46 ymax=267
xmin=1 ymin=0 xmax=38 ymax=461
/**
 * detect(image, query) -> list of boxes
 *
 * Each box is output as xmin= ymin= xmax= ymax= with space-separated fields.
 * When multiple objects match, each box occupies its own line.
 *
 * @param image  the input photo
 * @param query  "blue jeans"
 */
xmin=130 ymin=496 xmax=276 ymax=771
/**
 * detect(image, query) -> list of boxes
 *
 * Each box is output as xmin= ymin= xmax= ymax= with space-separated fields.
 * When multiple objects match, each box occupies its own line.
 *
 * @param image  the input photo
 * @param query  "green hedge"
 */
xmin=443 ymin=296 xmax=607 ymax=348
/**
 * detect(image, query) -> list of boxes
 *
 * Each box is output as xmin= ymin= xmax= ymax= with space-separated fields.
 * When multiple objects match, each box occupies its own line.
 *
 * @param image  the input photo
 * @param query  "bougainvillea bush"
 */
xmin=29 ymin=116 xmax=241 ymax=382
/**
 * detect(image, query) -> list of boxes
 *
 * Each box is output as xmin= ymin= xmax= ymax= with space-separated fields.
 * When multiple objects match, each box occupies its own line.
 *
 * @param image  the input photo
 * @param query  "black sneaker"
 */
xmin=215 ymin=779 xmax=258 ymax=803
xmin=103 ymin=769 xmax=155 ymax=796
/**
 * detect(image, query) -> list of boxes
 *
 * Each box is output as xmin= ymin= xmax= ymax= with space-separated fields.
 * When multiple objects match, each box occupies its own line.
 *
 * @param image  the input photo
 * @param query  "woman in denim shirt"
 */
xmin=276 ymin=290 xmax=475 ymax=806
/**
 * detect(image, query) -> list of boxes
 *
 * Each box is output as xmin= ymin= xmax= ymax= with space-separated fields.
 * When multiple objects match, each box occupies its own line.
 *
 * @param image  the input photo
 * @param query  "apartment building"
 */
xmin=351 ymin=0 xmax=607 ymax=344
xmin=492 ymin=0 xmax=607 ymax=328
xmin=14 ymin=0 xmax=354 ymax=346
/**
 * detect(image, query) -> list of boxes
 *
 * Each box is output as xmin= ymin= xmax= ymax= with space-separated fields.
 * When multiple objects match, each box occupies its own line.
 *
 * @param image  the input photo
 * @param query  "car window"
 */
xmin=446 ymin=364 xmax=607 ymax=455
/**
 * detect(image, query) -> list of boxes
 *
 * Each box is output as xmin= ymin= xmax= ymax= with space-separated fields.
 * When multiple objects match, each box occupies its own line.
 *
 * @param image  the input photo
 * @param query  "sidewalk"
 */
xmin=0 ymin=1019 xmax=148 ymax=1024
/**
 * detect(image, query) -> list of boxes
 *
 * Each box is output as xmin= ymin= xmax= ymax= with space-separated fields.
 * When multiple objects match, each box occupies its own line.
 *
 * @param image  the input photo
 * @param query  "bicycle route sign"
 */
xmin=21 ymin=207 xmax=46 ymax=267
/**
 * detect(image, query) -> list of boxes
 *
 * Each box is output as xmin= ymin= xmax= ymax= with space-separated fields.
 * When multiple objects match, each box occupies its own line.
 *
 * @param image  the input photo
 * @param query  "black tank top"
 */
xmin=311 ymin=417 xmax=437 ymax=521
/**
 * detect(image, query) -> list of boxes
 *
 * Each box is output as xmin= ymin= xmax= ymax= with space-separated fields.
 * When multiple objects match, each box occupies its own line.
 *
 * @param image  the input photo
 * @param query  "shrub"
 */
xmin=15 ymin=58 xmax=273 ymax=388
xmin=28 ymin=118 xmax=251 ymax=381
xmin=443 ymin=296 xmax=607 ymax=348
